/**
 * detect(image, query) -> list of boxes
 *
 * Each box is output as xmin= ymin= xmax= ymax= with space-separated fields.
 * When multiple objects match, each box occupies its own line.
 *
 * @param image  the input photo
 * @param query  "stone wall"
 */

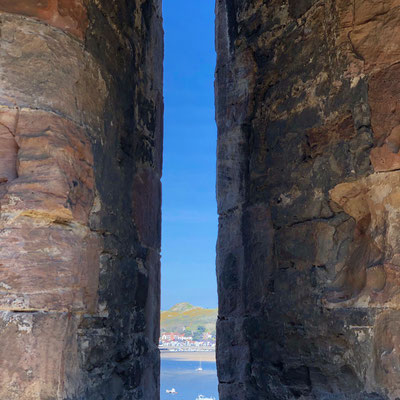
xmin=215 ymin=1 xmax=400 ymax=399
xmin=0 ymin=1 xmax=163 ymax=399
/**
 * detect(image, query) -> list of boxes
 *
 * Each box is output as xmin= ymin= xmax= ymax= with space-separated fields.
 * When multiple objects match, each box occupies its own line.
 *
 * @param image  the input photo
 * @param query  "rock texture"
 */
xmin=0 ymin=1 xmax=163 ymax=399
xmin=215 ymin=1 xmax=400 ymax=399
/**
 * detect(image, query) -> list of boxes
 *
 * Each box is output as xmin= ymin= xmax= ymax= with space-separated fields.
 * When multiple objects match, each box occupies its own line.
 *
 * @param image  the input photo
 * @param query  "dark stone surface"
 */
xmin=79 ymin=1 xmax=163 ymax=398
xmin=215 ymin=0 xmax=400 ymax=398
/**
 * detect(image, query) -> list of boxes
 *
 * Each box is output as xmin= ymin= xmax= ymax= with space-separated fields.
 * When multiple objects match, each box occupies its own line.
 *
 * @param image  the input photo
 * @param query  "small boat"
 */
xmin=196 ymin=396 xmax=216 ymax=400
xmin=196 ymin=361 xmax=203 ymax=371
xmin=166 ymin=388 xmax=178 ymax=394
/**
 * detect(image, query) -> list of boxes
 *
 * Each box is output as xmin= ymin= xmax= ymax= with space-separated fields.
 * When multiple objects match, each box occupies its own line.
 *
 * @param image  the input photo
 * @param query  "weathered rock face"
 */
xmin=0 ymin=1 xmax=163 ymax=399
xmin=215 ymin=1 xmax=400 ymax=399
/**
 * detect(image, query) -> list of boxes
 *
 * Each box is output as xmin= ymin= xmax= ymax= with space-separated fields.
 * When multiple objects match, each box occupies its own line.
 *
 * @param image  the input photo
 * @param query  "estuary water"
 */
xmin=161 ymin=354 xmax=219 ymax=400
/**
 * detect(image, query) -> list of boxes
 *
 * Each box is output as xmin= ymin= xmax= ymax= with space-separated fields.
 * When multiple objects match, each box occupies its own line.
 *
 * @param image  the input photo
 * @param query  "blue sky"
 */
xmin=161 ymin=1 xmax=217 ymax=310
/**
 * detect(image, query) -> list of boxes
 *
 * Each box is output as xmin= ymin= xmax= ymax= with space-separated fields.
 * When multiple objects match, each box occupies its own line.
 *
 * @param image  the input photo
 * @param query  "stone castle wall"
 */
xmin=4 ymin=1 xmax=400 ymax=399
xmin=0 ymin=1 xmax=163 ymax=399
xmin=215 ymin=1 xmax=400 ymax=399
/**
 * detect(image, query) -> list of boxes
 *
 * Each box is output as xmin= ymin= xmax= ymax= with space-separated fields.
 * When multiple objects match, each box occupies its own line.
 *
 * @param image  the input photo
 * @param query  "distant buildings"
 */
xmin=159 ymin=331 xmax=216 ymax=351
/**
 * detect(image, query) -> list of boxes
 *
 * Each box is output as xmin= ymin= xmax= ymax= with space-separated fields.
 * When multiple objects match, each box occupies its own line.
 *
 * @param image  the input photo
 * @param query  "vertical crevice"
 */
xmin=225 ymin=0 xmax=238 ymax=54
xmin=0 ymin=108 xmax=19 ymax=198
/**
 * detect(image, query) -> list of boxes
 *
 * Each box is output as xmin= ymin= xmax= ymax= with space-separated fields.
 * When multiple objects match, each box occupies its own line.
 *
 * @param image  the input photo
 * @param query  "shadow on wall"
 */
xmin=0 ymin=108 xmax=19 ymax=194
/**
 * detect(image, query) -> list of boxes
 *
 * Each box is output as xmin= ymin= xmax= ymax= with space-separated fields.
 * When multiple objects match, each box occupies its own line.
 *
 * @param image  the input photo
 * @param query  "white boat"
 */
xmin=196 ymin=396 xmax=216 ymax=400
xmin=166 ymin=388 xmax=178 ymax=394
xmin=196 ymin=361 xmax=203 ymax=371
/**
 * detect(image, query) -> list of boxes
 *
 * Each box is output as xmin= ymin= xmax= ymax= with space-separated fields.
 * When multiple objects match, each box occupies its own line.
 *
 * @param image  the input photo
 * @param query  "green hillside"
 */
xmin=161 ymin=303 xmax=217 ymax=334
xmin=169 ymin=302 xmax=196 ymax=312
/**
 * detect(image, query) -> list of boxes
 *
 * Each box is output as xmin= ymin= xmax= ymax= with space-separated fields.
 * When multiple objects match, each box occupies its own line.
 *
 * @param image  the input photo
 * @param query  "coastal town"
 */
xmin=159 ymin=330 xmax=216 ymax=352
xmin=160 ymin=303 xmax=217 ymax=352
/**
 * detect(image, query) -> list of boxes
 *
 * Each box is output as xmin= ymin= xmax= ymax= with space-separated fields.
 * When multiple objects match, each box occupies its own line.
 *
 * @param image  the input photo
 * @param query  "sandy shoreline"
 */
xmin=161 ymin=351 xmax=216 ymax=362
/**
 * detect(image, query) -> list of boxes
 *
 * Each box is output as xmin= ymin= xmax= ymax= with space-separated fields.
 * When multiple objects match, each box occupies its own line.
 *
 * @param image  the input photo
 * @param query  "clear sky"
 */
xmin=161 ymin=1 xmax=217 ymax=311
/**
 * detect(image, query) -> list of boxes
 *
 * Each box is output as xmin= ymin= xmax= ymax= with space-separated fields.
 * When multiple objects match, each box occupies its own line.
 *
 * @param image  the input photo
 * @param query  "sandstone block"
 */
xmin=0 ymin=14 xmax=106 ymax=131
xmin=0 ymin=0 xmax=88 ymax=39
xmin=0 ymin=311 xmax=82 ymax=399
xmin=0 ymin=110 xmax=101 ymax=313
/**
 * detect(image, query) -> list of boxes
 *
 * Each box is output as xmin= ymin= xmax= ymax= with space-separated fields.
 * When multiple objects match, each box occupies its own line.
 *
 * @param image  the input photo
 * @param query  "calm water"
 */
xmin=161 ymin=357 xmax=219 ymax=400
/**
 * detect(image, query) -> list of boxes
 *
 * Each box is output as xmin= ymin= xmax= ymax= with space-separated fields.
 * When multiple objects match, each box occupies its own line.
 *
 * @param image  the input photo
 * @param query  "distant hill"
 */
xmin=169 ymin=302 xmax=197 ymax=312
xmin=161 ymin=303 xmax=217 ymax=335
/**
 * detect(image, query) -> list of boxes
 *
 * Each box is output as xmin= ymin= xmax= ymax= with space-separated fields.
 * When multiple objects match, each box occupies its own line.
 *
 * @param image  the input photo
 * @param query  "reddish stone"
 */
xmin=369 ymin=64 xmax=400 ymax=143
xmin=349 ymin=1 xmax=400 ymax=73
xmin=0 ymin=312 xmax=82 ymax=399
xmin=0 ymin=0 xmax=88 ymax=39
xmin=371 ymin=146 xmax=400 ymax=172
xmin=306 ymin=114 xmax=355 ymax=157
xmin=0 ymin=15 xmax=107 ymax=131
xmin=370 ymin=125 xmax=400 ymax=171
xmin=0 ymin=109 xmax=101 ymax=313
xmin=0 ymin=136 xmax=18 ymax=183
xmin=11 ymin=110 xmax=95 ymax=224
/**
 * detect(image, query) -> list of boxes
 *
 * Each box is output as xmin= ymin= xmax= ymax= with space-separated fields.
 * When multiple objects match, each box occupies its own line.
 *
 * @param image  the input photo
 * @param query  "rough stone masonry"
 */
xmin=215 ymin=1 xmax=400 ymax=399
xmin=0 ymin=1 xmax=163 ymax=399
xmin=4 ymin=0 xmax=400 ymax=399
